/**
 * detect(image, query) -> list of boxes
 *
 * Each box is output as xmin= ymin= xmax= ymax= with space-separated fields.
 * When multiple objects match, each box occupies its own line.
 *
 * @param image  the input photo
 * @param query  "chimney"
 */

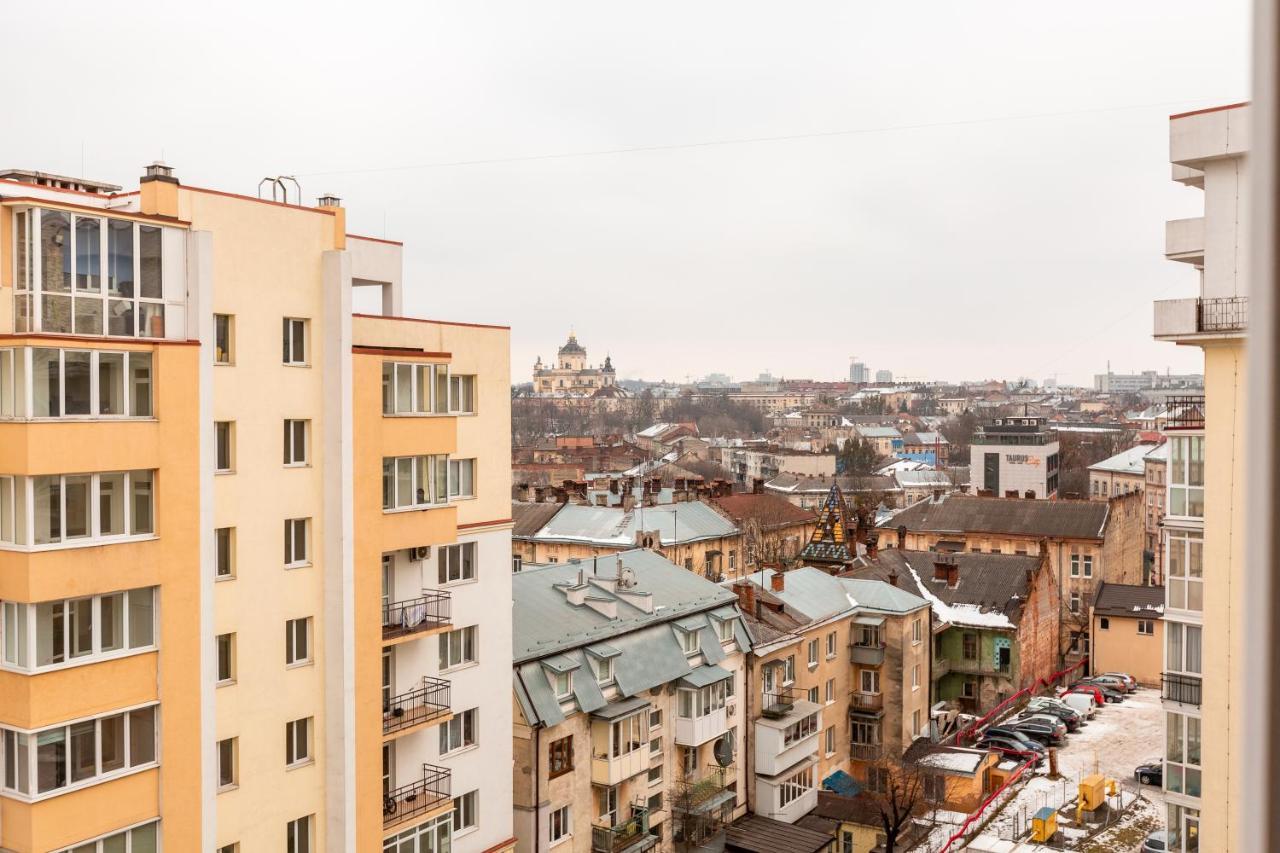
xmin=752 ymin=478 xmax=764 ymax=495
xmin=733 ymin=580 xmax=757 ymax=617
xmin=896 ymin=525 xmax=907 ymax=550
xmin=622 ymin=492 xmax=636 ymax=513
xmin=933 ymin=489 xmax=943 ymax=503
xmin=865 ymin=534 xmax=878 ymax=560
xmin=139 ymin=161 xmax=179 ymax=218
xmin=887 ymin=568 xmax=898 ymax=587
xmin=315 ymin=193 xmax=347 ymax=250
xmin=534 ymin=486 xmax=546 ymax=503
xmin=770 ymin=570 xmax=785 ymax=592
xmin=609 ymin=478 xmax=619 ymax=495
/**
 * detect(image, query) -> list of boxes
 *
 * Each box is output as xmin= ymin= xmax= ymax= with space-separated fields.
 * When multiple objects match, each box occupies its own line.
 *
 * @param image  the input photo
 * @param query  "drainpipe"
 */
xmin=744 ymin=651 xmax=754 ymax=814
xmin=516 ymin=669 xmax=543 ymax=853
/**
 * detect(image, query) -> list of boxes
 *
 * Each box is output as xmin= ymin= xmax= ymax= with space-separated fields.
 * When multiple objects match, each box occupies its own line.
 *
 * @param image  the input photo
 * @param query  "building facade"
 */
xmin=968 ymin=416 xmax=1060 ymax=499
xmin=0 ymin=166 xmax=514 ymax=852
xmin=532 ymin=334 xmax=619 ymax=397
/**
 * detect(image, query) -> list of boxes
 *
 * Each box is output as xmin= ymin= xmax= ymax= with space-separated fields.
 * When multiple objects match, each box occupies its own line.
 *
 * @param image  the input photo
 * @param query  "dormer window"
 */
xmin=593 ymin=656 xmax=614 ymax=686
xmin=678 ymin=627 xmax=700 ymax=656
xmin=714 ymin=616 xmax=735 ymax=643
xmin=553 ymin=671 xmax=573 ymax=700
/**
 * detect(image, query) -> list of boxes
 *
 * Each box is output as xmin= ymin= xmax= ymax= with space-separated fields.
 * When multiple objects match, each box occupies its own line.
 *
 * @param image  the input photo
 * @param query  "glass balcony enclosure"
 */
xmin=0 ymin=470 xmax=155 ymax=550
xmin=11 ymin=207 xmax=186 ymax=340
xmin=0 ymin=347 xmax=153 ymax=419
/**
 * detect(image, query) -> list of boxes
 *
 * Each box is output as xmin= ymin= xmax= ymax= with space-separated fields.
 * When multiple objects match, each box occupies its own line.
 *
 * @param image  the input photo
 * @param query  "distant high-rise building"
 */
xmin=875 ymin=369 xmax=893 ymax=383
xmin=849 ymin=360 xmax=869 ymax=384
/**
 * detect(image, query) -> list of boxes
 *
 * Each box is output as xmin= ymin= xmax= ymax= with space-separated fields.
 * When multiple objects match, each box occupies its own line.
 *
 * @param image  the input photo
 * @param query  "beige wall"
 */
xmin=1091 ymin=614 xmax=1163 ymax=687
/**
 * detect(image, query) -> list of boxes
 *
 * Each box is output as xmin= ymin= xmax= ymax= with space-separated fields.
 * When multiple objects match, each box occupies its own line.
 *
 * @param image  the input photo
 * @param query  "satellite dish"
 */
xmin=712 ymin=733 xmax=734 ymax=767
xmin=620 ymin=567 xmax=637 ymax=588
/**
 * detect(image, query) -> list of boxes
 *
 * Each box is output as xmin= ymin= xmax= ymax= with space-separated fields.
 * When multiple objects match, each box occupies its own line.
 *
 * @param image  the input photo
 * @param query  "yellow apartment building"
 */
xmin=0 ymin=165 xmax=514 ymax=853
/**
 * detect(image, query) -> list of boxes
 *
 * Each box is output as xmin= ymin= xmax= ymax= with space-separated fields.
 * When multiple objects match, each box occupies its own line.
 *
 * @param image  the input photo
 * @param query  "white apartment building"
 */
xmin=969 ymin=416 xmax=1060 ymax=499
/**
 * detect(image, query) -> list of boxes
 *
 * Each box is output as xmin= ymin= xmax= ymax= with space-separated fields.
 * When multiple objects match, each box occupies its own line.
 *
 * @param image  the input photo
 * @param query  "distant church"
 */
xmin=532 ymin=333 xmax=623 ymax=397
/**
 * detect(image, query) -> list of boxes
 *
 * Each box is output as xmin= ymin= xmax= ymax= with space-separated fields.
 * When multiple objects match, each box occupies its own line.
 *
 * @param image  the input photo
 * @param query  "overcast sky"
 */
xmin=5 ymin=1 xmax=1250 ymax=385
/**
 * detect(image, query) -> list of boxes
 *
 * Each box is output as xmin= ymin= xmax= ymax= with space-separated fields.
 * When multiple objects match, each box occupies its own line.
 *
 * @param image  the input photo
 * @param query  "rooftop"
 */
xmin=1088 ymin=443 xmax=1162 ymax=476
xmin=1092 ymin=582 xmax=1165 ymax=619
xmin=513 ymin=500 xmax=738 ymax=547
xmin=709 ymin=493 xmax=816 ymax=530
xmin=880 ymin=495 xmax=1109 ymax=541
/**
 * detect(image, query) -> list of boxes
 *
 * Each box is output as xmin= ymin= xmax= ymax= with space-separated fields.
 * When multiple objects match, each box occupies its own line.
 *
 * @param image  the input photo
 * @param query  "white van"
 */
xmin=1060 ymin=692 xmax=1098 ymax=718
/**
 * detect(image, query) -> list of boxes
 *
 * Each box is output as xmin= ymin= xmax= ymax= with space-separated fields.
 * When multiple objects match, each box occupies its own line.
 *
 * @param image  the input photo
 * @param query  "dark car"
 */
xmin=977 ymin=736 xmax=1044 ymax=765
xmin=1134 ymin=759 xmax=1164 ymax=786
xmin=984 ymin=727 xmax=1047 ymax=753
xmin=1007 ymin=720 xmax=1065 ymax=746
xmin=1019 ymin=706 xmax=1080 ymax=731
xmin=1078 ymin=680 xmax=1125 ymax=703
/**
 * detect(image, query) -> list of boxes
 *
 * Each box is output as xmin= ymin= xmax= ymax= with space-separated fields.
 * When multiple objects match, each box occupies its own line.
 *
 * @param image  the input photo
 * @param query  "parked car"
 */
xmin=1028 ymin=695 xmax=1083 ymax=716
xmin=977 ymin=736 xmax=1044 ymax=765
xmin=984 ymin=727 xmax=1047 ymax=753
xmin=1086 ymin=674 xmax=1133 ymax=693
xmin=1021 ymin=703 xmax=1081 ymax=730
xmin=1077 ymin=680 xmax=1126 ymax=703
xmin=1062 ymin=684 xmax=1107 ymax=705
xmin=1058 ymin=692 xmax=1098 ymax=718
xmin=1016 ymin=713 xmax=1070 ymax=738
xmin=1134 ymin=759 xmax=1164 ymax=786
xmin=1008 ymin=720 xmax=1065 ymax=746
xmin=1099 ymin=671 xmax=1138 ymax=692
xmin=1141 ymin=829 xmax=1182 ymax=852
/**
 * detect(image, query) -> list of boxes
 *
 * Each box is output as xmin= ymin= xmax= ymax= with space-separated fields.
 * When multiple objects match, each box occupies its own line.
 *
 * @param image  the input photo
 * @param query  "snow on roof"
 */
xmin=1088 ymin=443 xmax=1161 ymax=476
xmin=914 ymin=748 xmax=989 ymax=774
xmin=901 ymin=562 xmax=1014 ymax=629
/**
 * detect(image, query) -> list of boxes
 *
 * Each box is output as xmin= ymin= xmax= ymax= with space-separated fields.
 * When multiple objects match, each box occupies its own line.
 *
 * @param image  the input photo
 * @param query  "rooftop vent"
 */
xmin=317 ymin=193 xmax=342 ymax=208
xmin=0 ymin=168 xmax=122 ymax=195
xmin=143 ymin=161 xmax=175 ymax=180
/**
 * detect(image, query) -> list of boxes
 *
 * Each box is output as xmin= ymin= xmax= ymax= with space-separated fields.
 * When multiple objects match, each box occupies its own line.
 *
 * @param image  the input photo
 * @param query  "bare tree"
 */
xmin=860 ymin=754 xmax=949 ymax=853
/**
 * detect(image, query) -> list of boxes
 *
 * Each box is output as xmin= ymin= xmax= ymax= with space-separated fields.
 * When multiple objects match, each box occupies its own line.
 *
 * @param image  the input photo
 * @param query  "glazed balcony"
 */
xmin=382 ymin=591 xmax=451 ymax=644
xmin=850 ymin=641 xmax=886 ymax=667
xmin=383 ymin=764 xmax=451 ymax=831
xmin=383 ymin=677 xmax=452 ymax=738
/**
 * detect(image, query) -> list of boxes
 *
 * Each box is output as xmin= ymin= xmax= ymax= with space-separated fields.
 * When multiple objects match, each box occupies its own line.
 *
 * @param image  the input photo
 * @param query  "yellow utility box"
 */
xmin=1031 ymin=806 xmax=1057 ymax=842
xmin=1079 ymin=774 xmax=1106 ymax=812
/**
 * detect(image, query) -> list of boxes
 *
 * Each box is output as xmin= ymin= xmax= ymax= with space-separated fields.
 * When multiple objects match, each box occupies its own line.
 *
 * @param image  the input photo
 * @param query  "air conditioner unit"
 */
xmin=409 ymin=546 xmax=431 ymax=562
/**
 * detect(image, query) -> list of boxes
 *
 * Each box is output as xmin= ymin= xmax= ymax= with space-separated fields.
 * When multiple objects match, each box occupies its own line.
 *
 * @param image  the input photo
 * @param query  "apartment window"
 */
xmin=807 ymin=686 xmax=820 ymax=704
xmin=962 ymin=633 xmax=978 ymax=660
xmin=9 ymin=470 xmax=155 ymax=548
xmin=610 ymin=711 xmax=648 ymax=758
xmin=215 ymin=527 xmax=234 ymax=579
xmin=1 ymin=705 xmax=157 ymax=797
xmin=647 ymin=792 xmax=663 ymax=814
xmin=548 ymin=735 xmax=573 ymax=778
xmin=851 ymin=720 xmax=879 ymax=748
xmin=728 ymin=550 xmax=736 ymax=572
xmin=2 ymin=587 xmax=154 ymax=671
xmin=778 ymin=765 xmax=814 ymax=808
xmin=549 ymin=805 xmax=571 ymax=844
xmin=217 ymin=633 xmax=235 ymax=684
xmin=286 ymin=717 xmax=312 ymax=767
xmin=648 ymin=764 xmax=662 ymax=785
xmin=218 ymin=846 xmax=238 ymax=853
xmin=860 ymin=669 xmax=880 ymax=694
xmin=381 ymin=361 xmax=450 ymax=415
xmin=215 ymin=422 xmax=233 ymax=472
xmin=1070 ymin=593 xmax=1080 ymax=614
xmin=1167 ymin=531 xmax=1204 ymax=612
xmin=286 ymin=815 xmax=313 ymax=853
xmin=650 ymin=709 xmax=662 ymax=729
xmin=783 ymin=654 xmax=795 ymax=684
xmin=439 ymin=708 xmax=476 ymax=754
xmin=284 ymin=518 xmax=309 ymax=567
xmin=593 ymin=655 xmax=615 ymax=686
xmin=438 ymin=542 xmax=476 ymax=584
xmin=382 ymin=455 xmax=448 ymax=510
xmin=286 ymin=618 xmax=312 ymax=666
xmin=1169 ymin=435 xmax=1204 ymax=518
xmin=913 ymin=618 xmax=923 ymax=644
xmin=452 ymin=790 xmax=478 ymax=833
xmin=807 ymin=638 xmax=819 ymax=667
xmin=214 ymin=314 xmax=233 ymax=363
xmin=552 ymin=670 xmax=573 ymax=700
xmin=449 ymin=374 xmax=476 ymax=413
xmin=283 ymin=420 xmax=309 ymax=466
xmin=677 ymin=680 xmax=728 ymax=720
xmin=1166 ymin=622 xmax=1203 ymax=675
xmin=649 ymin=736 xmax=662 ymax=756
xmin=826 ymin=631 xmax=837 ymax=658
xmin=923 ymin=773 xmax=946 ymax=803
xmin=4 ymin=348 xmax=154 ymax=419
xmin=913 ymin=709 xmax=922 ymax=736
xmin=678 ymin=627 xmax=700 ymax=656
xmin=1164 ymin=711 xmax=1202 ymax=797
xmin=1138 ymin=619 xmax=1155 ymax=636
xmin=217 ymin=737 xmax=237 ymax=790
xmin=912 ymin=664 xmax=920 ymax=690
xmin=448 ymin=458 xmax=475 ymax=498
xmin=282 ymin=318 xmax=308 ymax=366
xmin=1070 ymin=553 xmax=1080 ymax=577
xmin=825 ymin=726 xmax=836 ymax=755
xmin=51 ymin=821 xmax=159 ymax=853
xmin=382 ymin=815 xmax=450 ymax=853
xmin=438 ymin=626 xmax=477 ymax=670
xmin=715 ymin=616 xmax=734 ymax=642
xmin=1099 ymin=617 xmax=1110 ymax=630
xmin=825 ymin=678 xmax=835 ymax=703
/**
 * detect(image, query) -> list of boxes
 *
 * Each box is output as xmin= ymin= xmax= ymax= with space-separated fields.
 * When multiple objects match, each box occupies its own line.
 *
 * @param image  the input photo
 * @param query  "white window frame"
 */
xmin=215 ymin=526 xmax=235 ymax=579
xmin=283 ymin=419 xmax=309 ymax=467
xmin=1 ymin=587 xmax=155 ymax=673
xmin=2 ymin=470 xmax=155 ymax=551
xmin=439 ymin=707 xmax=477 ymax=755
xmin=214 ymin=313 xmax=233 ymax=364
xmin=593 ymin=654 xmax=615 ymax=686
xmin=1168 ymin=434 xmax=1205 ymax=520
xmin=1166 ymin=530 xmax=1204 ymax=613
xmin=284 ymin=518 xmax=310 ymax=568
xmin=826 ymin=631 xmax=837 ymax=659
xmin=448 ymin=458 xmax=476 ymax=499
xmin=286 ymin=717 xmax=312 ymax=768
xmin=286 ymin=814 xmax=314 ymax=853
xmin=438 ymin=542 xmax=476 ymax=584
xmin=217 ymin=632 xmax=235 ymax=685
xmin=677 ymin=680 xmax=727 ymax=721
xmin=283 ymin=318 xmax=309 ymax=366
xmin=383 ymin=455 xmax=448 ymax=511
xmin=2 ymin=347 xmax=154 ymax=420
xmin=217 ymin=737 xmax=238 ymax=791
xmin=452 ymin=789 xmax=478 ymax=834
xmin=381 ymin=361 xmax=450 ymax=416
xmin=678 ymin=626 xmax=700 ymax=656
xmin=215 ymin=421 xmax=234 ymax=473
xmin=913 ymin=618 xmax=923 ymax=645
xmin=286 ymin=617 xmax=312 ymax=667
xmin=549 ymin=804 xmax=571 ymax=845
xmin=438 ymin=625 xmax=477 ymax=671
xmin=807 ymin=638 xmax=819 ymax=667
xmin=552 ymin=670 xmax=573 ymax=700
xmin=50 ymin=819 xmax=161 ymax=853
xmin=449 ymin=373 xmax=476 ymax=414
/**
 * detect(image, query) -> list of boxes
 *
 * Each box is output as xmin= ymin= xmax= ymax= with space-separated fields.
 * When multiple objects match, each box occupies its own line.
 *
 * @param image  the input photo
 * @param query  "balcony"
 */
xmin=1154 ymin=297 xmax=1248 ymax=340
xmin=383 ymin=764 xmax=451 ymax=831
xmin=592 ymin=805 xmax=657 ymax=853
xmin=760 ymin=688 xmax=800 ymax=720
xmin=591 ymin=742 xmax=651 ymax=787
xmin=1162 ymin=672 xmax=1202 ymax=707
xmin=933 ymin=657 xmax=1011 ymax=678
xmin=382 ymin=591 xmax=451 ymax=643
xmin=671 ymin=765 xmax=736 ymax=816
xmin=850 ymin=642 xmax=886 ymax=667
xmin=1164 ymin=396 xmax=1206 ymax=431
xmin=384 ymin=677 xmax=451 ymax=737
xmin=754 ymin=698 xmax=821 ymax=777
xmin=849 ymin=692 xmax=884 ymax=716
xmin=850 ymin=743 xmax=883 ymax=762
xmin=1198 ymin=296 xmax=1248 ymax=332
xmin=1165 ymin=217 xmax=1205 ymax=264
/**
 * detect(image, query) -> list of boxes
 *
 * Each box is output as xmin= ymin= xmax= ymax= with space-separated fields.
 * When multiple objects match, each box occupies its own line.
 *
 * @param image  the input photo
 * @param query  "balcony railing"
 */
xmin=850 ymin=743 xmax=883 ymax=762
xmin=1164 ymin=396 xmax=1206 ymax=431
xmin=760 ymin=687 xmax=799 ymax=720
xmin=384 ymin=677 xmax=451 ymax=735
xmin=383 ymin=764 xmax=451 ymax=829
xmin=934 ymin=656 xmax=1011 ymax=677
xmin=592 ymin=805 xmax=654 ymax=853
xmin=382 ymin=591 xmax=451 ymax=641
xmin=1162 ymin=672 xmax=1202 ymax=707
xmin=671 ymin=765 xmax=734 ymax=812
xmin=1199 ymin=296 xmax=1248 ymax=332
xmin=849 ymin=692 xmax=884 ymax=715
xmin=850 ymin=642 xmax=886 ymax=666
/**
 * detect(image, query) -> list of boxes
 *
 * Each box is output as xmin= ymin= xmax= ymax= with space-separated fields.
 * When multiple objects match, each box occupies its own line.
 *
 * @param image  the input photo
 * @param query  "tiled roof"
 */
xmin=512 ymin=501 xmax=564 ymax=537
xmin=517 ymin=500 xmax=738 ymax=547
xmin=852 ymin=549 xmax=1041 ymax=626
xmin=710 ymin=493 xmax=816 ymax=529
xmin=879 ymin=495 xmax=1109 ymax=541
xmin=725 ymin=814 xmax=834 ymax=853
xmin=1092 ymin=582 xmax=1164 ymax=618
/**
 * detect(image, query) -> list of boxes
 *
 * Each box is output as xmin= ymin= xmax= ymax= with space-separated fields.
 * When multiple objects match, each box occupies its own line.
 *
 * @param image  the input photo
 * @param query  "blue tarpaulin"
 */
xmin=822 ymin=769 xmax=862 ymax=797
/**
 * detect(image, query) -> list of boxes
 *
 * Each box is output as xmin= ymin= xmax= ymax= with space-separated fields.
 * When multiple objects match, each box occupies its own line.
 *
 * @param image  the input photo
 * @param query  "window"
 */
xmin=440 ymin=708 xmax=476 ymax=754
xmin=283 ymin=420 xmax=309 ymax=466
xmin=452 ymin=790 xmax=478 ymax=833
xmin=913 ymin=709 xmax=922 ymax=736
xmin=1169 ymin=435 xmax=1204 ymax=518
xmin=650 ymin=709 xmax=662 ymax=728
xmin=1139 ymin=619 xmax=1155 ymax=636
xmin=383 ymin=455 xmax=448 ymax=510
xmin=284 ymin=518 xmax=309 ymax=567
xmin=4 ymin=348 xmax=154 ymax=419
xmin=678 ymin=627 xmax=700 ymax=656
xmin=807 ymin=638 xmax=819 ymax=667
xmin=286 ymin=718 xmax=312 ymax=767
xmin=648 ymin=792 xmax=664 ymax=813
xmin=852 ymin=719 xmax=880 ymax=748
xmin=807 ymin=686 xmax=820 ymax=704
xmin=912 ymin=664 xmax=920 ymax=690
xmin=677 ymin=680 xmax=728 ymax=720
xmin=214 ymin=314 xmax=233 ymax=363
xmin=782 ymin=712 xmax=819 ymax=746
xmin=1070 ymin=593 xmax=1080 ymax=614
xmin=513 ymin=554 xmax=523 ymax=573
xmin=778 ymin=765 xmax=814 ymax=808
xmin=381 ymin=814 xmax=450 ymax=853
xmin=2 ymin=588 xmax=154 ymax=671
xmin=1100 ymin=617 xmax=1110 ymax=630
xmin=1165 ymin=711 xmax=1202 ymax=797
xmin=11 ymin=470 xmax=154 ymax=547
xmin=1166 ymin=623 xmax=1203 ymax=675
xmin=728 ymin=550 xmax=736 ymax=572
xmin=1167 ymin=531 xmax=1204 ymax=612
xmin=913 ymin=618 xmax=923 ymax=644
xmin=548 ymin=735 xmax=573 ymax=778
xmin=825 ymin=726 xmax=836 ymax=755
xmin=449 ymin=374 xmax=476 ymax=413
xmin=552 ymin=670 xmax=573 ymax=700
xmin=549 ymin=805 xmax=571 ymax=844
xmin=610 ymin=711 xmax=648 ymax=758
xmin=2 ymin=706 xmax=158 ymax=797
xmin=962 ymin=633 xmax=978 ymax=660
xmin=716 ymin=617 xmax=734 ymax=642
xmin=219 ymin=846 xmax=238 ymax=853
xmin=438 ymin=626 xmax=477 ymax=670
xmin=648 ymin=764 xmax=662 ymax=785
xmin=448 ymin=458 xmax=475 ymax=498
xmin=438 ymin=542 xmax=476 ymax=583
xmin=923 ymin=773 xmax=946 ymax=803
xmin=286 ymin=815 xmax=313 ymax=853
xmin=215 ymin=422 xmax=233 ymax=472
xmin=783 ymin=655 xmax=795 ymax=684
xmin=286 ymin=618 xmax=312 ymax=666
xmin=51 ymin=821 xmax=160 ymax=853
xmin=215 ymin=527 xmax=234 ymax=579
xmin=860 ymin=669 xmax=880 ymax=694
xmin=1070 ymin=553 xmax=1080 ymax=577
xmin=381 ymin=362 xmax=450 ymax=415
xmin=217 ymin=737 xmax=237 ymax=790
xmin=826 ymin=631 xmax=837 ymax=658
xmin=593 ymin=655 xmax=614 ymax=685
xmin=217 ymin=633 xmax=235 ymax=684
xmin=825 ymin=678 xmax=834 ymax=703
xmin=650 ymin=736 xmax=662 ymax=756
xmin=283 ymin=318 xmax=308 ymax=365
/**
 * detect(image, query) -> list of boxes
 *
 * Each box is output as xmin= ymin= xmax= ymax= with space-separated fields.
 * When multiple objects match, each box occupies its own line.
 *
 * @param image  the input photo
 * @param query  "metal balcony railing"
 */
xmin=849 ymin=692 xmax=884 ymax=714
xmin=382 ymin=591 xmax=451 ymax=641
xmin=760 ymin=687 xmax=799 ymax=720
xmin=850 ymin=742 xmax=883 ymax=762
xmin=1162 ymin=672 xmax=1202 ymax=707
xmin=1198 ymin=296 xmax=1248 ymax=332
xmin=1164 ymin=396 xmax=1206 ymax=431
xmin=592 ymin=805 xmax=653 ymax=853
xmin=383 ymin=763 xmax=451 ymax=829
xmin=384 ymin=677 xmax=451 ymax=735
xmin=671 ymin=765 xmax=734 ymax=812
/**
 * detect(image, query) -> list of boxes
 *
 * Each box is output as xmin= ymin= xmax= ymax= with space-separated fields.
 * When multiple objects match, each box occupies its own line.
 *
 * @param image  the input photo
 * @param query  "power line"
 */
xmin=299 ymin=96 xmax=1234 ymax=179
